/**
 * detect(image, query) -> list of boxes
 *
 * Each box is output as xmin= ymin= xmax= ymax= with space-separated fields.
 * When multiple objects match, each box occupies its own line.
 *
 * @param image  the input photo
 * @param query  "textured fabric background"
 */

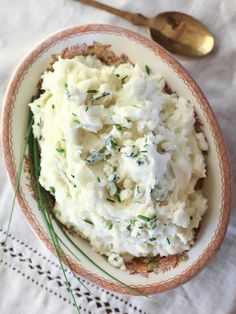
xmin=0 ymin=1 xmax=235 ymax=313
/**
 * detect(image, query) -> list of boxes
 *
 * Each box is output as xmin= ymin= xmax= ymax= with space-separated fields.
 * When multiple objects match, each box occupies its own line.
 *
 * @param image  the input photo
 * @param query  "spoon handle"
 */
xmin=75 ymin=0 xmax=148 ymax=26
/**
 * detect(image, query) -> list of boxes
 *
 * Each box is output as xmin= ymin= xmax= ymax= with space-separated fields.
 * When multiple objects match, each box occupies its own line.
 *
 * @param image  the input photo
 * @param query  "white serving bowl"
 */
xmin=1 ymin=24 xmax=231 ymax=295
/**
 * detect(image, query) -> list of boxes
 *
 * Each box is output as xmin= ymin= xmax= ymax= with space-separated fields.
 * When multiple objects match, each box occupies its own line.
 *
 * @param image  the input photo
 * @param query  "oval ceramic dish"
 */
xmin=1 ymin=24 xmax=231 ymax=295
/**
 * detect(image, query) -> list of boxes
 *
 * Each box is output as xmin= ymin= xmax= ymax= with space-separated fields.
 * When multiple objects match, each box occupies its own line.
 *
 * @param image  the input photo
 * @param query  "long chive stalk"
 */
xmin=0 ymin=119 xmax=33 ymax=262
xmin=31 ymin=127 xmax=82 ymax=312
xmin=28 ymin=122 xmax=153 ymax=300
xmin=2 ymin=110 xmax=155 ymax=311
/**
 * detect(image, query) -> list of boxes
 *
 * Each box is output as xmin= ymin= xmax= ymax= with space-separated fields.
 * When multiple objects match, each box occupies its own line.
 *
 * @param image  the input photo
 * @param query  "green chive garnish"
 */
xmin=103 ymin=255 xmax=109 ymax=261
xmin=137 ymin=215 xmax=151 ymax=222
xmin=87 ymin=89 xmax=98 ymax=94
xmin=93 ymin=92 xmax=110 ymax=101
xmin=115 ymin=73 xmax=120 ymax=77
xmin=167 ymin=237 xmax=170 ymax=245
xmin=110 ymin=138 xmax=117 ymax=149
xmin=49 ymin=186 xmax=55 ymax=194
xmin=145 ymin=65 xmax=151 ymax=75
xmin=132 ymin=104 xmax=142 ymax=109
xmin=97 ymin=176 xmax=101 ymax=182
xmin=85 ymin=106 xmax=89 ymax=112
xmin=150 ymin=224 xmax=157 ymax=230
xmin=115 ymin=124 xmax=122 ymax=131
xmin=106 ymin=223 xmax=113 ymax=230
xmin=73 ymin=119 xmax=81 ymax=124
xmin=149 ymin=237 xmax=156 ymax=241
xmin=179 ymin=255 xmax=188 ymax=262
xmin=106 ymin=198 xmax=115 ymax=203
xmin=121 ymin=75 xmax=128 ymax=83
xmin=52 ymin=104 xmax=55 ymax=109
xmin=84 ymin=219 xmax=94 ymax=225
xmin=65 ymin=83 xmax=68 ymax=88
xmin=13 ymin=114 xmax=159 ymax=304
xmin=56 ymin=148 xmax=65 ymax=153
xmin=72 ymin=113 xmax=77 ymax=116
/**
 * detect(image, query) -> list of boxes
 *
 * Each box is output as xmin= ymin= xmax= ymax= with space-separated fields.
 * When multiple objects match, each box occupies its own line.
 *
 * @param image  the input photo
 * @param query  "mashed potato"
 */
xmin=29 ymin=54 xmax=208 ymax=269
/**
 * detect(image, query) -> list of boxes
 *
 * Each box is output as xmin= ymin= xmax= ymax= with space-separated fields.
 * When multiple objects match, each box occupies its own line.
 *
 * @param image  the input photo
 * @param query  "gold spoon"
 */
xmin=75 ymin=0 xmax=214 ymax=57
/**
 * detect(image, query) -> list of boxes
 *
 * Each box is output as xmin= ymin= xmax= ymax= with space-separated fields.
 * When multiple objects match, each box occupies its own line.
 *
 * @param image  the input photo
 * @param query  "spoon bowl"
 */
xmin=148 ymin=12 xmax=214 ymax=57
xmin=76 ymin=0 xmax=215 ymax=57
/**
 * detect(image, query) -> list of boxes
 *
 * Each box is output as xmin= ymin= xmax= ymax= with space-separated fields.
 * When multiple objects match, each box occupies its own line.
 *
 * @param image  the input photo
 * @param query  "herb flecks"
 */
xmin=115 ymin=124 xmax=122 ymax=131
xmin=106 ymin=223 xmax=113 ymax=230
xmin=106 ymin=198 xmax=115 ymax=203
xmin=137 ymin=215 xmax=151 ymax=222
xmin=167 ymin=237 xmax=170 ymax=245
xmin=145 ymin=65 xmax=151 ymax=75
xmin=149 ymin=237 xmax=156 ymax=241
xmin=49 ymin=186 xmax=55 ymax=194
xmin=73 ymin=119 xmax=81 ymax=124
xmin=121 ymin=75 xmax=128 ymax=84
xmin=93 ymin=92 xmax=110 ymax=101
xmin=87 ymin=89 xmax=98 ymax=94
xmin=84 ymin=219 xmax=94 ymax=225
xmin=56 ymin=148 xmax=65 ymax=153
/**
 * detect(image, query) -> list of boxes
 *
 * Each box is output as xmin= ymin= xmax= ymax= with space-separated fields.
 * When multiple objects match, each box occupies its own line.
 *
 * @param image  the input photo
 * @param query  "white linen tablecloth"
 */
xmin=0 ymin=1 xmax=235 ymax=313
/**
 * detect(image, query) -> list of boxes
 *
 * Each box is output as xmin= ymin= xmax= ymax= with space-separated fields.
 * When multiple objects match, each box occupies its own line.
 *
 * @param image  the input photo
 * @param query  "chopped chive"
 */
xmin=116 ymin=191 xmax=121 ymax=203
xmin=190 ymin=215 xmax=193 ymax=220
xmin=115 ymin=73 xmax=120 ymax=77
xmin=121 ymin=75 xmax=128 ymax=83
xmin=87 ymin=89 xmax=98 ymax=94
xmin=132 ymin=104 xmax=142 ymax=109
xmin=106 ymin=198 xmax=115 ymax=203
xmin=110 ymin=138 xmax=117 ymax=149
xmin=106 ymin=223 xmax=113 ymax=230
xmin=97 ymin=176 xmax=101 ymax=183
xmin=127 ymin=224 xmax=132 ymax=231
xmin=49 ymin=186 xmax=55 ymax=194
xmin=151 ymin=131 xmax=156 ymax=136
xmin=103 ymin=255 xmax=109 ymax=261
xmin=56 ymin=148 xmax=65 ymax=153
xmin=72 ymin=113 xmax=77 ymax=116
xmin=85 ymin=106 xmax=89 ymax=112
xmin=28 ymin=116 xmax=162 ymax=300
xmin=137 ymin=215 xmax=151 ymax=222
xmin=115 ymin=124 xmax=122 ymax=131
xmin=149 ymin=237 xmax=156 ymax=241
xmin=52 ymin=104 xmax=55 ymax=109
xmin=71 ymin=174 xmax=75 ymax=178
xmin=150 ymin=224 xmax=157 ymax=230
xmin=145 ymin=65 xmax=151 ymax=75
xmin=130 ymin=218 xmax=137 ymax=225
xmin=73 ymin=119 xmax=81 ymax=124
xmin=65 ymin=83 xmax=68 ymax=88
xmin=179 ymin=255 xmax=188 ymax=262
xmin=166 ymin=237 xmax=170 ymax=245
xmin=93 ymin=92 xmax=110 ymax=101
xmin=140 ymin=150 xmax=147 ymax=153
xmin=84 ymin=219 xmax=94 ymax=225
